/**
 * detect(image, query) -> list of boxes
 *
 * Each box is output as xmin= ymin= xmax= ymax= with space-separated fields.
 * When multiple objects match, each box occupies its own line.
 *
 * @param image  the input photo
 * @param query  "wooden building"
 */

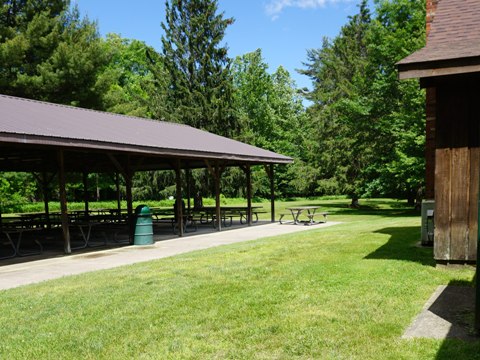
xmin=397 ymin=0 xmax=480 ymax=263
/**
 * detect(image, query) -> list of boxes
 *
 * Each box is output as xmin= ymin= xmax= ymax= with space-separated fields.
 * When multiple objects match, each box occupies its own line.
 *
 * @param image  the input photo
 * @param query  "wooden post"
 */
xmin=205 ymin=160 xmax=224 ymax=231
xmin=58 ymin=150 xmax=71 ymax=254
xmin=186 ymin=168 xmax=191 ymax=214
xmin=115 ymin=172 xmax=122 ymax=221
xmin=82 ymin=171 xmax=89 ymax=219
xmin=41 ymin=172 xmax=51 ymax=229
xmin=270 ymin=164 xmax=275 ymax=223
xmin=265 ymin=164 xmax=275 ymax=223
xmin=425 ymin=87 xmax=436 ymax=199
xmin=476 ymin=166 xmax=480 ymax=334
xmin=215 ymin=163 xmax=221 ymax=231
xmin=246 ymin=164 xmax=252 ymax=226
xmin=125 ymin=162 xmax=134 ymax=244
xmin=175 ymin=159 xmax=184 ymax=237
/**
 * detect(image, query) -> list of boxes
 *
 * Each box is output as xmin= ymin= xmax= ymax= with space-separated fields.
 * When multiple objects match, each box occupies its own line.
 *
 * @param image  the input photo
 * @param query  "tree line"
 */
xmin=0 ymin=0 xmax=426 ymax=209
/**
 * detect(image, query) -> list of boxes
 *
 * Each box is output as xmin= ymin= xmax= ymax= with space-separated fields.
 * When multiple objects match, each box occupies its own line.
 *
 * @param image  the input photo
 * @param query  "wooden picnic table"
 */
xmin=281 ymin=206 xmax=328 ymax=225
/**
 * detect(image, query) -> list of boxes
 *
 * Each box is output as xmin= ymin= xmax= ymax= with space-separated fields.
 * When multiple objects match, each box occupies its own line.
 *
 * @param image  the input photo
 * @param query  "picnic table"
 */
xmin=150 ymin=207 xmax=197 ymax=234
xmin=280 ymin=206 xmax=328 ymax=225
xmin=1 ymin=219 xmax=44 ymax=259
xmin=196 ymin=206 xmax=265 ymax=227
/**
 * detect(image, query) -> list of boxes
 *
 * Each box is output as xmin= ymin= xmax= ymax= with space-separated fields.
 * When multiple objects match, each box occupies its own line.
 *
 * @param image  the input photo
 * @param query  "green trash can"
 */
xmin=134 ymin=205 xmax=153 ymax=245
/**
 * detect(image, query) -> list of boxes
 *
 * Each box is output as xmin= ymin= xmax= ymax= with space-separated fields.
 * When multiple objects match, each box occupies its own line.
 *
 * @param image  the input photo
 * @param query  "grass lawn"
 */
xmin=0 ymin=199 xmax=478 ymax=359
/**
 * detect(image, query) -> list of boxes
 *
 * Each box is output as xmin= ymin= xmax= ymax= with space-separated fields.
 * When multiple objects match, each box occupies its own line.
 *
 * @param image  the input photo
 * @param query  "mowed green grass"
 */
xmin=0 ymin=199 xmax=478 ymax=359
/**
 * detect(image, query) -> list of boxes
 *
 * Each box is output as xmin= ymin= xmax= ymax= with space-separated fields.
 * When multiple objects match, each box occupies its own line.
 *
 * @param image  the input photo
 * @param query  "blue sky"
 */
xmin=73 ymin=0 xmax=368 ymax=91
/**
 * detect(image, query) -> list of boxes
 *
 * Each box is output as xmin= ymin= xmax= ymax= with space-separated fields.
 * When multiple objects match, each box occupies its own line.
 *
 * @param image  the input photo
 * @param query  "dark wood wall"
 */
xmin=425 ymin=87 xmax=436 ymax=199
xmin=434 ymin=77 xmax=480 ymax=262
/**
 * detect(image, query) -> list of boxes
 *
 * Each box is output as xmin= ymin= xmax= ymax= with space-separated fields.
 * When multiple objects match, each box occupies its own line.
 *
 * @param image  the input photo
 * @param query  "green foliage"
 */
xmin=132 ymin=170 xmax=176 ymax=200
xmin=0 ymin=0 xmax=430 ymax=204
xmin=301 ymin=0 xmax=426 ymax=202
xmin=96 ymin=34 xmax=162 ymax=117
xmin=364 ymin=0 xmax=426 ymax=202
xmin=159 ymin=0 xmax=236 ymax=137
xmin=300 ymin=0 xmax=372 ymax=201
xmin=232 ymin=49 xmax=309 ymax=196
xmin=0 ymin=172 xmax=36 ymax=212
xmin=0 ymin=0 xmax=107 ymax=107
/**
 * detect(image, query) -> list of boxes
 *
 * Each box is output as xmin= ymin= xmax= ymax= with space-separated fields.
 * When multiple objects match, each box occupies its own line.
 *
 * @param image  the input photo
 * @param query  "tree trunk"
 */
xmin=350 ymin=197 xmax=359 ymax=208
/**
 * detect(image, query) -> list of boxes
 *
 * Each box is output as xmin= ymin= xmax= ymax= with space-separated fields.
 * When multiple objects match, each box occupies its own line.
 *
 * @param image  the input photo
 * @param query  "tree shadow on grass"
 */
xmin=304 ymin=202 xmax=420 ymax=219
xmin=364 ymin=226 xmax=435 ymax=267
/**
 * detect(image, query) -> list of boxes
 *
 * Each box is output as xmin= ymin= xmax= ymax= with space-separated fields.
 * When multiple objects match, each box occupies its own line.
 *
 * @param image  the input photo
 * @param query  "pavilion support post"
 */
xmin=241 ymin=164 xmax=253 ymax=226
xmin=205 ymin=160 xmax=224 ymax=231
xmin=58 ymin=150 xmax=71 ymax=254
xmin=186 ymin=168 xmax=191 ymax=214
xmin=41 ymin=172 xmax=51 ymax=229
xmin=175 ymin=159 xmax=184 ymax=237
xmin=125 ymin=162 xmax=134 ymax=244
xmin=108 ymin=154 xmax=133 ymax=236
xmin=82 ymin=171 xmax=89 ymax=219
xmin=476 ymin=168 xmax=480 ymax=334
xmin=214 ymin=164 xmax=221 ymax=231
xmin=33 ymin=172 xmax=55 ymax=229
xmin=247 ymin=165 xmax=253 ymax=226
xmin=115 ymin=173 xmax=122 ymax=221
xmin=265 ymin=164 xmax=275 ymax=223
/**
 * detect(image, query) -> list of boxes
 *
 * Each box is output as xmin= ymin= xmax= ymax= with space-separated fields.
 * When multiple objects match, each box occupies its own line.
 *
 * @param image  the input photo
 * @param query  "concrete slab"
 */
xmin=0 ymin=221 xmax=340 ymax=291
xmin=403 ymin=285 xmax=478 ymax=341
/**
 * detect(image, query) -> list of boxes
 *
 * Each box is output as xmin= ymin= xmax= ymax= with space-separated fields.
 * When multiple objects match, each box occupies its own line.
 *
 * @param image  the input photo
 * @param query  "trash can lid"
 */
xmin=135 ymin=205 xmax=151 ymax=215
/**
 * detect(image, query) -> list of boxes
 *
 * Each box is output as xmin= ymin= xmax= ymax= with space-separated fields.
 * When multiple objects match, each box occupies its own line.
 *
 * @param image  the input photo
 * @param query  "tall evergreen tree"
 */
xmin=301 ymin=0 xmax=425 ymax=203
xmin=364 ymin=0 xmax=426 ymax=203
xmin=160 ymin=0 xmax=236 ymax=136
xmin=300 ymin=0 xmax=372 ymax=204
xmin=0 ymin=0 xmax=106 ymax=107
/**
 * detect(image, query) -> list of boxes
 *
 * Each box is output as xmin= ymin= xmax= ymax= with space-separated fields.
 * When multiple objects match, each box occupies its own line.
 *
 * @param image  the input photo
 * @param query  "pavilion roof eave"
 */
xmin=0 ymin=94 xmax=293 ymax=171
xmin=0 ymin=132 xmax=293 ymax=169
xmin=397 ymin=56 xmax=480 ymax=81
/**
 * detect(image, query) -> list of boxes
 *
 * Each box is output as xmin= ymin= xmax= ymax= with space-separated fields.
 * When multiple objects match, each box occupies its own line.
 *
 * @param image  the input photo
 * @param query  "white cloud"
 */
xmin=265 ymin=0 xmax=353 ymax=20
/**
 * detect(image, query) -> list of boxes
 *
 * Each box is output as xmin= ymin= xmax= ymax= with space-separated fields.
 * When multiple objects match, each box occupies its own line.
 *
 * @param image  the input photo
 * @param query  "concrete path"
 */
xmin=0 ymin=222 xmax=340 ymax=291
xmin=402 ymin=285 xmax=478 ymax=341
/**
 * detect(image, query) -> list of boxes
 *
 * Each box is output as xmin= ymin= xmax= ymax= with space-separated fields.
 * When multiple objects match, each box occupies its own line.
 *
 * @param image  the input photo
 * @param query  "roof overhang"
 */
xmin=0 ymin=95 xmax=293 ymax=173
xmin=397 ymin=56 xmax=480 ymax=81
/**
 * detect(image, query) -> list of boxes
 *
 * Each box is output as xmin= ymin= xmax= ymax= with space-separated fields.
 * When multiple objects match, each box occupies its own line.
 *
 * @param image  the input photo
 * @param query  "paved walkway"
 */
xmin=0 ymin=222 xmax=340 ymax=290
xmin=402 ymin=285 xmax=478 ymax=341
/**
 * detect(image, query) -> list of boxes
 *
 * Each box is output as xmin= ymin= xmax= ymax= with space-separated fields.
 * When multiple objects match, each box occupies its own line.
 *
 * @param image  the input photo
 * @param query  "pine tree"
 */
xmin=0 ymin=0 xmax=106 ymax=108
xmin=160 ymin=0 xmax=236 ymax=136
xmin=301 ymin=0 xmax=425 ymax=203
xmin=300 ymin=0 xmax=372 ymax=204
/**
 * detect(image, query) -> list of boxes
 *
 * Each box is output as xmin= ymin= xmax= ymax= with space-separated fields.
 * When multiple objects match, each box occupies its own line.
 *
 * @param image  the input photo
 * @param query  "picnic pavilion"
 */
xmin=0 ymin=94 xmax=292 ymax=254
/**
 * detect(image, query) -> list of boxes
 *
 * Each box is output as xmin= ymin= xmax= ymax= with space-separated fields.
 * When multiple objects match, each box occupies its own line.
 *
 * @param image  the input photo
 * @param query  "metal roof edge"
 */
xmin=0 ymin=133 xmax=293 ymax=164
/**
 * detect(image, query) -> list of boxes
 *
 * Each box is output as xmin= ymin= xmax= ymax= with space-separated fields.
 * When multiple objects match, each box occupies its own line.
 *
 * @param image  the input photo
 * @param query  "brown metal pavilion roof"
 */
xmin=397 ymin=0 xmax=480 ymax=80
xmin=0 ymin=94 xmax=292 ymax=173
